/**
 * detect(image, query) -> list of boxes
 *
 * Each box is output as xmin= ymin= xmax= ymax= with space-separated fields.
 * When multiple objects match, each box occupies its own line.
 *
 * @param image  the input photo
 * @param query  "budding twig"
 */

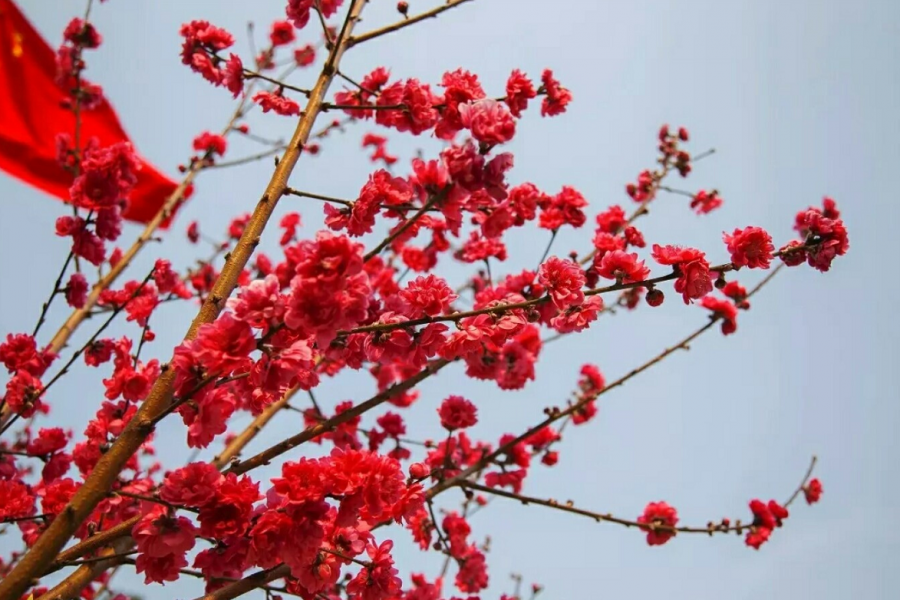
xmin=347 ymin=0 xmax=476 ymax=47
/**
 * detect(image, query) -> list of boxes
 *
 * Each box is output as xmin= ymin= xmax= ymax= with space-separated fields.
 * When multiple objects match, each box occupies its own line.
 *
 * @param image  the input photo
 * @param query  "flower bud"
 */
xmin=409 ymin=462 xmax=428 ymax=479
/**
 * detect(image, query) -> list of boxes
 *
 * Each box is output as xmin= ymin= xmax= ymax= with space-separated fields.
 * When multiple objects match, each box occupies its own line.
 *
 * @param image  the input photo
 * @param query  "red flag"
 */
xmin=0 ymin=0 xmax=180 ymax=225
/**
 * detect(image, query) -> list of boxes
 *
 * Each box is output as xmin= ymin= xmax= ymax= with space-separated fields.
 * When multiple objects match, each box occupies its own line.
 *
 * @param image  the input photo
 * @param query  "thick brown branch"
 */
xmin=37 ymin=538 xmax=133 ymax=600
xmin=47 ymin=518 xmax=136 ymax=570
xmin=192 ymin=565 xmax=290 ymax=600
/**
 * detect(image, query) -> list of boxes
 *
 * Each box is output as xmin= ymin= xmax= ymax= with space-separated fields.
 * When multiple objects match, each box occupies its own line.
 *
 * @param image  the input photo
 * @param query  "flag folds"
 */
xmin=0 ymin=0 xmax=179 ymax=224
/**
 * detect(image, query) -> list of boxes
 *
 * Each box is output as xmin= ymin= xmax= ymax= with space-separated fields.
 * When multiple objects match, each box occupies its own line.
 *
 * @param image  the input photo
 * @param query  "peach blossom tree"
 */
xmin=0 ymin=1 xmax=842 ymax=599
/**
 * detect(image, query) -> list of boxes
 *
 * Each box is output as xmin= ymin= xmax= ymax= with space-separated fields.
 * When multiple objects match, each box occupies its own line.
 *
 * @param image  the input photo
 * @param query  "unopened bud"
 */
xmin=646 ymin=288 xmax=664 ymax=307
xmin=397 ymin=1 xmax=409 ymax=15
xmin=409 ymin=462 xmax=428 ymax=479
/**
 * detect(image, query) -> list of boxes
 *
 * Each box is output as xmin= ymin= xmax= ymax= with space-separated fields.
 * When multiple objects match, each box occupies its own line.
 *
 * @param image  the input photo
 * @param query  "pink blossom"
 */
xmin=459 ymin=99 xmax=516 ymax=145
xmin=539 ymin=256 xmax=586 ymax=310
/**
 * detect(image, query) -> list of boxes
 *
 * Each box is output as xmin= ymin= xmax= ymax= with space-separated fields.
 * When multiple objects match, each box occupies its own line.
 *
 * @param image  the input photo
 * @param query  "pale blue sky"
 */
xmin=1 ymin=1 xmax=898 ymax=599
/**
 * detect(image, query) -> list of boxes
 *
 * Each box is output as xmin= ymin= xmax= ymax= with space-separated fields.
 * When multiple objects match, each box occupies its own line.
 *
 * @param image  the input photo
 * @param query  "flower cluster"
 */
xmin=127 ymin=448 xmax=421 ymax=591
xmin=638 ymin=501 xmax=679 ymax=546
xmin=781 ymin=197 xmax=850 ymax=272
xmin=55 ymin=18 xmax=104 ymax=108
xmin=745 ymin=499 xmax=789 ymax=549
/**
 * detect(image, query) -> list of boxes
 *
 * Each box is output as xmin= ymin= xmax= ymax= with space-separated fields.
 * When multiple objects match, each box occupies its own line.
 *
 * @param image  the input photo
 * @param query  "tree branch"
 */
xmin=347 ymin=0 xmax=475 ymax=47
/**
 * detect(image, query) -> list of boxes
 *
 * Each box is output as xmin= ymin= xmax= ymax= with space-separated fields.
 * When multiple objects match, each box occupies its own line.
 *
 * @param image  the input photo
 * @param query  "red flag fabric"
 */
xmin=0 ymin=0 xmax=180 ymax=225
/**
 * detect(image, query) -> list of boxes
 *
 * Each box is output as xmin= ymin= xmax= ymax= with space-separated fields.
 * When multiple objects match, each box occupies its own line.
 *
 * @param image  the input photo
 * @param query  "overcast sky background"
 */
xmin=1 ymin=1 xmax=898 ymax=599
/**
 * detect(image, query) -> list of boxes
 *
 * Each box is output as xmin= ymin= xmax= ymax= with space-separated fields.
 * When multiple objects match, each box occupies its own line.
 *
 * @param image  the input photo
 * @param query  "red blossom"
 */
xmin=722 ymin=280 xmax=748 ymax=304
xmin=651 ymin=244 xmax=713 ymax=304
xmin=4 ymin=370 xmax=44 ymax=417
xmin=253 ymin=90 xmax=302 ymax=116
xmin=186 ymin=221 xmax=200 ymax=243
xmin=362 ymin=133 xmax=398 ymax=166
xmin=745 ymin=499 xmax=789 ymax=549
xmin=294 ymin=44 xmax=316 ymax=67
xmin=179 ymin=312 xmax=257 ymax=375
xmin=700 ymin=295 xmax=739 ymax=335
xmin=192 ymin=131 xmax=227 ymax=157
xmin=540 ymin=186 xmax=588 ymax=230
xmin=724 ymin=226 xmax=774 ymax=269
xmin=540 ymin=69 xmax=572 ymax=116
xmin=637 ymin=501 xmax=679 ymax=546
xmin=180 ymin=20 xmax=234 ymax=85
xmin=438 ymin=396 xmax=478 ymax=430
xmin=69 ymin=142 xmax=140 ymax=210
xmin=63 ymin=18 xmax=102 ymax=49
xmin=435 ymin=68 xmax=486 ymax=139
xmin=505 ymin=69 xmax=537 ymax=117
xmin=626 ymin=169 xmax=656 ymax=203
xmin=596 ymin=250 xmax=651 ymax=283
xmin=223 ymin=54 xmax=244 ymax=97
xmin=691 ymin=189 xmax=724 ymax=214
xmin=400 ymin=274 xmax=457 ymax=317
xmin=347 ymin=540 xmax=402 ymax=600
xmin=375 ymin=78 xmax=439 ymax=135
xmin=793 ymin=206 xmax=849 ymax=272
xmin=539 ymin=256 xmax=586 ymax=310
xmin=455 ymin=545 xmax=489 ymax=593
xmin=37 ymin=478 xmax=78 ymax=517
xmin=133 ymin=508 xmax=198 ymax=560
xmin=286 ymin=0 xmax=343 ymax=30
xmin=459 ymin=99 xmax=516 ymax=146
xmin=197 ymin=473 xmax=260 ymax=539
xmin=804 ymin=478 xmax=823 ymax=504
xmin=269 ymin=20 xmax=295 ymax=46
xmin=160 ymin=462 xmax=222 ymax=508
xmin=0 ymin=480 xmax=35 ymax=521
xmin=456 ymin=231 xmax=507 ymax=263
xmin=278 ymin=212 xmax=301 ymax=246
xmin=645 ymin=288 xmax=665 ymax=307
xmin=550 ymin=295 xmax=604 ymax=333
xmin=62 ymin=272 xmax=88 ymax=309
xmin=326 ymin=170 xmax=412 ymax=237
xmin=27 ymin=427 xmax=68 ymax=456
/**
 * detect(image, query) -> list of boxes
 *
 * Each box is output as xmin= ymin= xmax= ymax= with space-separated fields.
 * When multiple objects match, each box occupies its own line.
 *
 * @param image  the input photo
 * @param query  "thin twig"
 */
xmin=348 ymin=0 xmax=475 ymax=47
xmin=363 ymin=192 xmax=444 ymax=261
